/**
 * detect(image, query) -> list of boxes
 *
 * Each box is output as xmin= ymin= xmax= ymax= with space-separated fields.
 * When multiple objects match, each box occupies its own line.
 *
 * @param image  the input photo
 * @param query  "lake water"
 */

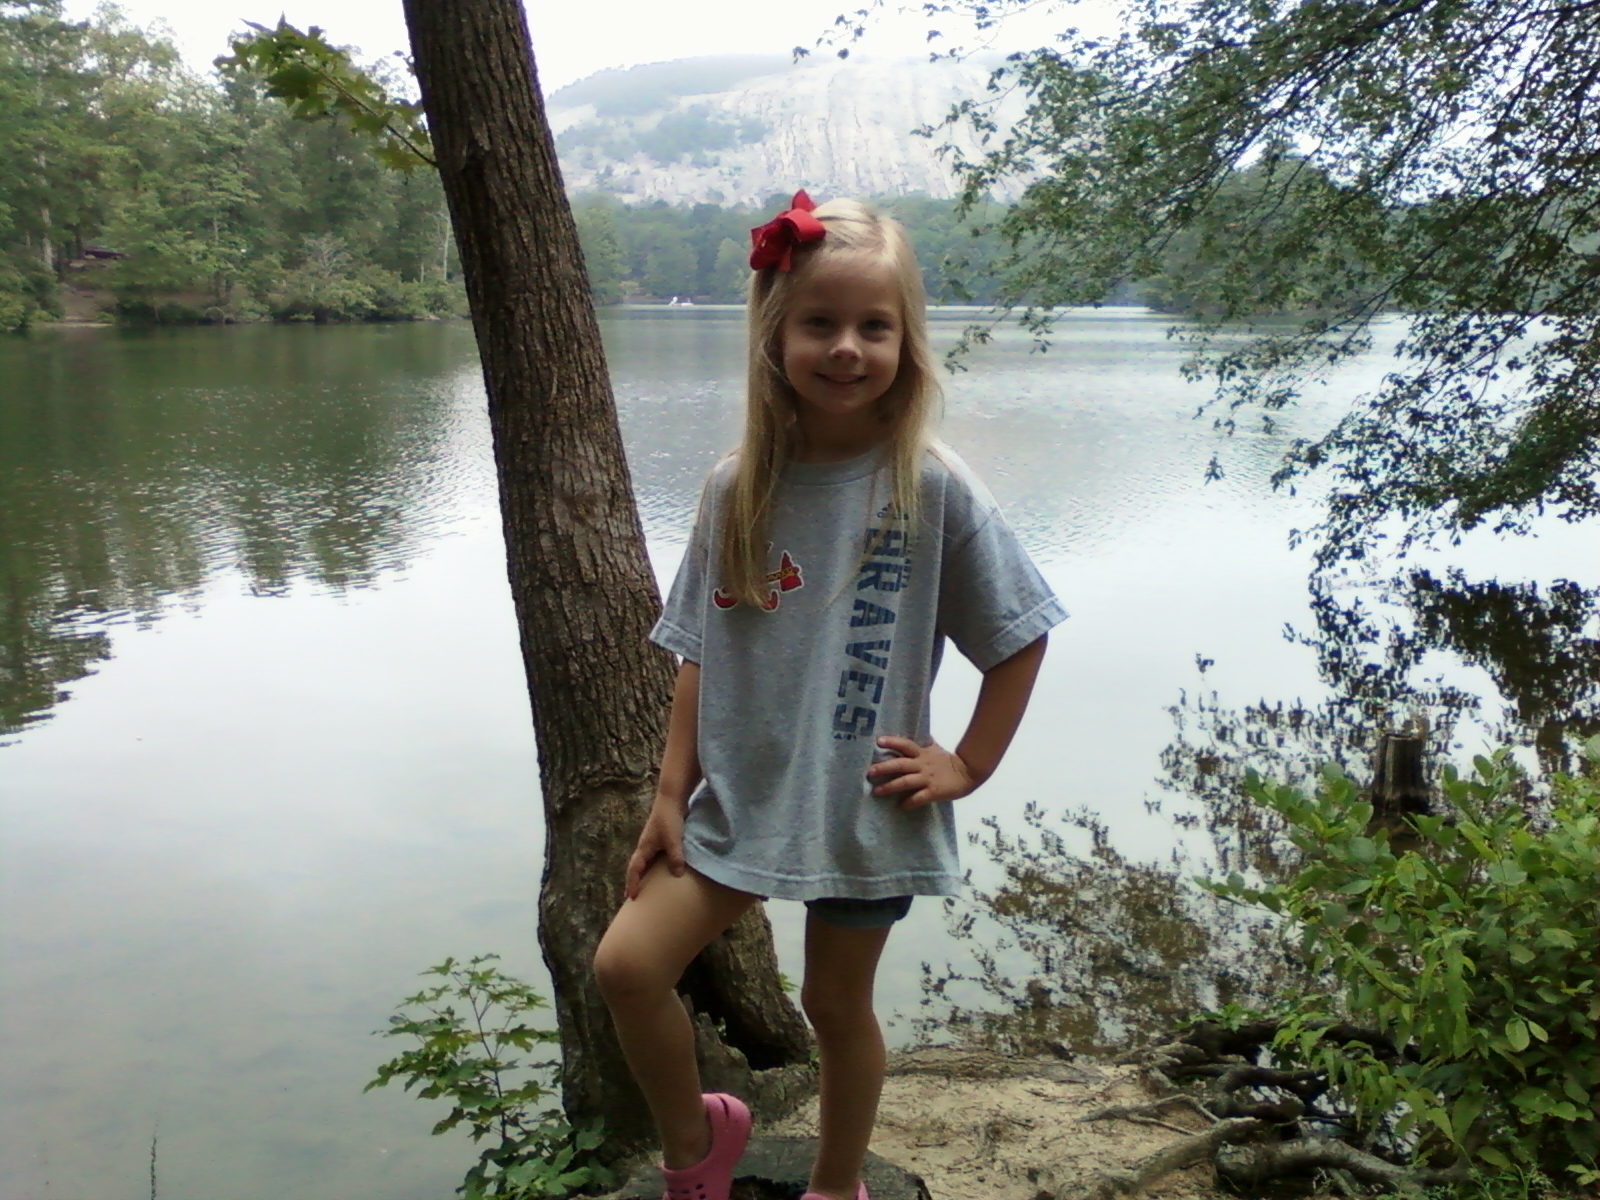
xmin=1 ymin=313 xmax=1591 ymax=1200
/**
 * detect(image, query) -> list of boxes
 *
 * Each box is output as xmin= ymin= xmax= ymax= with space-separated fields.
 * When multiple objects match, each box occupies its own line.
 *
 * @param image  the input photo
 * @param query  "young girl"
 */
xmin=593 ymin=192 xmax=1067 ymax=1200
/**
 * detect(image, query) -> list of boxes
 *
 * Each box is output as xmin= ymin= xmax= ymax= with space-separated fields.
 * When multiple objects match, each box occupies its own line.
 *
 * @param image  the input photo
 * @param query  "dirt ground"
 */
xmin=768 ymin=1048 xmax=1228 ymax=1200
xmin=56 ymin=258 xmax=119 ymax=321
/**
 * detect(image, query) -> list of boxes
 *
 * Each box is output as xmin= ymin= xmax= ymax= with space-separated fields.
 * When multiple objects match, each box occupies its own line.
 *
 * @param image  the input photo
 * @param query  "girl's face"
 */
xmin=780 ymin=251 xmax=904 ymax=429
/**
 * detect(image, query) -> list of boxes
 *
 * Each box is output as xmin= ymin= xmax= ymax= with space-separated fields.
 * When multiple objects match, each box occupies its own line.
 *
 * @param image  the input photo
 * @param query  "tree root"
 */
xmin=1081 ymin=1094 xmax=1220 ymax=1128
xmin=1031 ymin=1117 xmax=1270 ymax=1200
xmin=1128 ymin=1020 xmax=1406 ymax=1071
xmin=1216 ymin=1135 xmax=1470 ymax=1190
xmin=1074 ymin=1017 xmax=1468 ymax=1198
xmin=683 ymin=999 xmax=816 ymax=1124
xmin=1112 ymin=1115 xmax=1203 ymax=1137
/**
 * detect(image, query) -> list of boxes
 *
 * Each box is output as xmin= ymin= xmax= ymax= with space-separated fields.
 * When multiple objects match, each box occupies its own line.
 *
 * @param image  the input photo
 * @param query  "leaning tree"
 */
xmin=223 ymin=3 xmax=812 ymax=1152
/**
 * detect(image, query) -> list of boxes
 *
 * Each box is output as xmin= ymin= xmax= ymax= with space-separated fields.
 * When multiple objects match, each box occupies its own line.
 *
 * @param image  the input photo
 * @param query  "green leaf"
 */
xmin=1486 ymin=860 xmax=1527 ymax=887
xmin=1511 ymin=1086 xmax=1549 ymax=1113
xmin=1450 ymin=1091 xmax=1485 ymax=1144
xmin=1506 ymin=1017 xmax=1531 ymax=1052
xmin=1535 ymin=927 xmax=1577 ymax=949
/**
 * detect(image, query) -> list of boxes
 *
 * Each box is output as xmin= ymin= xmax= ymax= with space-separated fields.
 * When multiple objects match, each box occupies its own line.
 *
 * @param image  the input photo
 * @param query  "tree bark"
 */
xmin=398 ymin=0 xmax=810 ymax=1154
xmin=1367 ymin=717 xmax=1431 ymax=853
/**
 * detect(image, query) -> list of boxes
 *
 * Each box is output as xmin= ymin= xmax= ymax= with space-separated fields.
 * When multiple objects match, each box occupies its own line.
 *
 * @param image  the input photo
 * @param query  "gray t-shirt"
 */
xmin=650 ymin=445 xmax=1067 ymax=900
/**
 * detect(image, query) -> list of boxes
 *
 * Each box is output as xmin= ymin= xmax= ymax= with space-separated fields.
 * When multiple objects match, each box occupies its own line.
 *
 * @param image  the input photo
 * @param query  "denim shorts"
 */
xmin=804 ymin=895 xmax=914 ymax=929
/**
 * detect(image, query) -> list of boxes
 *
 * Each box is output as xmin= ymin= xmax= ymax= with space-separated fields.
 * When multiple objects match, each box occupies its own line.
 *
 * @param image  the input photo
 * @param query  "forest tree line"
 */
xmin=569 ymin=192 xmax=1034 ymax=306
xmin=1 ymin=1 xmax=1355 ymax=331
xmin=0 ymin=2 xmax=463 ymax=329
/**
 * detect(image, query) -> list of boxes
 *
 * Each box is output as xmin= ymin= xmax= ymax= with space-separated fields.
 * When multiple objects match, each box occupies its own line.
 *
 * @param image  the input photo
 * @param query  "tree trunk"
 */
xmin=439 ymin=201 xmax=450 ymax=284
xmin=1367 ymin=716 xmax=1431 ymax=853
xmin=38 ymin=207 xmax=54 ymax=272
xmin=399 ymin=0 xmax=811 ymax=1154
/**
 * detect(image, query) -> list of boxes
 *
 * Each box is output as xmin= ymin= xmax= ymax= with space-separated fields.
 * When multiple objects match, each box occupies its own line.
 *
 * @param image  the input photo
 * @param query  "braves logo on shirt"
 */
xmin=832 ymin=521 xmax=908 ymax=740
xmin=713 ymin=549 xmax=804 ymax=611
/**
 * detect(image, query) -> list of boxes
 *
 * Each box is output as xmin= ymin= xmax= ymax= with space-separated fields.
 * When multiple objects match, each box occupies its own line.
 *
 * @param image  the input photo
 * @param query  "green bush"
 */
xmin=258 ymin=257 xmax=453 ymax=323
xmin=267 ymin=264 xmax=376 ymax=322
xmin=0 ymin=283 xmax=29 ymax=332
xmin=416 ymin=278 xmax=469 ymax=317
xmin=115 ymin=298 xmax=216 ymax=325
xmin=1209 ymin=742 xmax=1599 ymax=1185
xmin=0 ymin=253 xmax=58 ymax=330
xmin=367 ymin=955 xmax=612 ymax=1199
xmin=358 ymin=267 xmax=430 ymax=321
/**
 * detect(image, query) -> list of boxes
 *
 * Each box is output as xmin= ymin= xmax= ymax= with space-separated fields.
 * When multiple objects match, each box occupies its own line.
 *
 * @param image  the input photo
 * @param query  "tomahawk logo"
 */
xmin=713 ymin=549 xmax=805 ymax=611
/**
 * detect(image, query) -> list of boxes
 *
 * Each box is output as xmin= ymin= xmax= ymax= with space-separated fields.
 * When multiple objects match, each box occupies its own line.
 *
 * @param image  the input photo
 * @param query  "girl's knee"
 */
xmin=800 ymin=981 xmax=876 ymax=1037
xmin=593 ymin=929 xmax=664 ymax=1007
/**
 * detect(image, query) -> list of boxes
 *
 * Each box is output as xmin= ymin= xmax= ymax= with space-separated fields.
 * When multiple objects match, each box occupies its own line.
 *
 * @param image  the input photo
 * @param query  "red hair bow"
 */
xmin=749 ymin=189 xmax=826 ymax=271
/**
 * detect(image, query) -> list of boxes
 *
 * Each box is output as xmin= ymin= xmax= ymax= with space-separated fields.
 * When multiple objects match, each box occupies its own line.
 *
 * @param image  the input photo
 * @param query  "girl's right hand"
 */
xmin=624 ymin=800 xmax=688 ymax=900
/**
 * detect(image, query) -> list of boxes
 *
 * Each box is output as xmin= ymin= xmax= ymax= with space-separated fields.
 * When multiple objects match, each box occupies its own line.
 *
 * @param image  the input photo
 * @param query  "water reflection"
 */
xmin=917 ymin=566 xmax=1598 ymax=1055
xmin=600 ymin=308 xmax=748 ymax=538
xmin=1403 ymin=570 xmax=1599 ymax=764
xmin=1160 ymin=561 xmax=1600 ymax=855
xmin=2 ymin=312 xmax=1593 ymax=1197
xmin=898 ymin=322 xmax=1600 ymax=1053
xmin=0 ymin=324 xmax=479 ymax=738
xmin=608 ymin=309 xmax=1598 ymax=1054
xmin=915 ymin=803 xmax=1296 ymax=1056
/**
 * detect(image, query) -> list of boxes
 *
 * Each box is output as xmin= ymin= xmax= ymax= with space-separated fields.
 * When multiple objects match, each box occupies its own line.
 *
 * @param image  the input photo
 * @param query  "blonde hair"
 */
xmin=719 ymin=198 xmax=940 ymax=607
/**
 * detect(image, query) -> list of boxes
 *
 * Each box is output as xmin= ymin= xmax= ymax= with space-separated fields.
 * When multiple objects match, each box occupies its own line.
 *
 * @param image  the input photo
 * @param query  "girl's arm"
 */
xmin=624 ymin=659 xmax=702 ymax=898
xmin=952 ymin=634 xmax=1048 ymax=785
xmin=655 ymin=659 xmax=703 ymax=807
xmin=868 ymin=634 xmax=1048 ymax=810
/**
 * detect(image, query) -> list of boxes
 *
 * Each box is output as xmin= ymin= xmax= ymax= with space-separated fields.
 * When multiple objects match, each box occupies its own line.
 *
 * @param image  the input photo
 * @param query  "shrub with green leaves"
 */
xmin=0 ymin=252 xmax=56 ymax=331
xmin=367 ymin=955 xmax=612 ymax=1199
xmin=1208 ymin=743 xmax=1599 ymax=1186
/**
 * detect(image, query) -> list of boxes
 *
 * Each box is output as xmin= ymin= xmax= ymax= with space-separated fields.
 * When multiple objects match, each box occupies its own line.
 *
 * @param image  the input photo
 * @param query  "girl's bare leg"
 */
xmin=593 ymin=862 xmax=759 ymax=1168
xmin=800 ymin=914 xmax=894 ymax=1200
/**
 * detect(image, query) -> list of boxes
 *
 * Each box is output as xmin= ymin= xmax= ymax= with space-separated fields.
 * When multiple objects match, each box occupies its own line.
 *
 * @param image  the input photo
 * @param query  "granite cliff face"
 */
xmin=548 ymin=55 xmax=1026 ymax=205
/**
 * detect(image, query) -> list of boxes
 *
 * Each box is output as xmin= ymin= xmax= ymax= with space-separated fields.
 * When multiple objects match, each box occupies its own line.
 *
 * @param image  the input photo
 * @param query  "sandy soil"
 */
xmin=769 ymin=1048 xmax=1227 ymax=1200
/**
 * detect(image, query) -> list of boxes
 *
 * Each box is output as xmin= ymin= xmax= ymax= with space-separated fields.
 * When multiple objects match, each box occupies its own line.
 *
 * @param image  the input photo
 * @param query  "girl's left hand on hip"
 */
xmin=868 ymin=736 xmax=977 ymax=810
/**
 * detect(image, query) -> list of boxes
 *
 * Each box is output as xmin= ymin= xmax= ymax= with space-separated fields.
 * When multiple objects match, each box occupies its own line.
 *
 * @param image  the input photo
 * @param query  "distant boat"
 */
xmin=667 ymin=296 xmax=696 ymax=307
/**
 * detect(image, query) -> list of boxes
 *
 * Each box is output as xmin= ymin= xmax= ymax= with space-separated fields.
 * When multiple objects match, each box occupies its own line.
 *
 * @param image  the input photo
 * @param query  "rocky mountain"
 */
xmin=547 ymin=54 xmax=1026 ymax=205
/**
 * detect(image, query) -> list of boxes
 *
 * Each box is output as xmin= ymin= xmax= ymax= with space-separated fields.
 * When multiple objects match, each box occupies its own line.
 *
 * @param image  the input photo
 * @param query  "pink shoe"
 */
xmin=660 ymin=1092 xmax=752 ymax=1200
xmin=800 ymin=1186 xmax=869 ymax=1200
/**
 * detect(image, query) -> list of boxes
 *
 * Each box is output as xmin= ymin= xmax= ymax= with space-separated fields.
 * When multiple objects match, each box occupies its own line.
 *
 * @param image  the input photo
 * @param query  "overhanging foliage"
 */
xmin=218 ymin=19 xmax=434 ymax=172
xmin=913 ymin=0 xmax=1600 ymax=567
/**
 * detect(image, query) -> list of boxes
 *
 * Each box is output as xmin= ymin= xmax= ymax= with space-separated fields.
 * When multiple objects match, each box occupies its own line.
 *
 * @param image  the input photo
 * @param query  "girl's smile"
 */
xmin=780 ymin=252 xmax=904 ymax=458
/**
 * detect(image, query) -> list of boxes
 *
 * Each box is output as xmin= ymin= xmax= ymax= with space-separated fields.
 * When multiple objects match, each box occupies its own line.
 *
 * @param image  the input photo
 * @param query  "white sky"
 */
xmin=70 ymin=0 xmax=1119 ymax=92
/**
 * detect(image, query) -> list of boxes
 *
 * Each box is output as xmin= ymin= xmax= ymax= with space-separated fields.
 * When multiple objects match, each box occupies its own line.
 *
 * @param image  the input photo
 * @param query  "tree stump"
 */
xmin=1367 ymin=716 xmax=1432 ymax=853
xmin=608 ymin=1137 xmax=932 ymax=1200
